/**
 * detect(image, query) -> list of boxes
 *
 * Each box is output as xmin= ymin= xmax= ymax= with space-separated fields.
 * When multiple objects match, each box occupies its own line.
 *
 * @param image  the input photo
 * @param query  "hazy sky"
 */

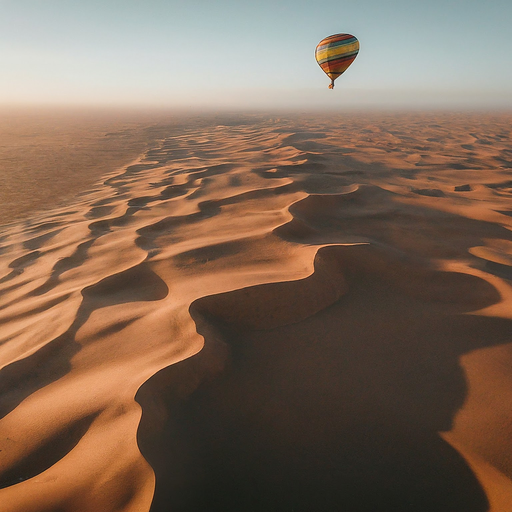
xmin=1 ymin=0 xmax=511 ymax=109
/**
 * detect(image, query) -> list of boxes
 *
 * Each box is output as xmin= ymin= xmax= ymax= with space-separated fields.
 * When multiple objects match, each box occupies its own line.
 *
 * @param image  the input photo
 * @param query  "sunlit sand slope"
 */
xmin=0 ymin=112 xmax=511 ymax=511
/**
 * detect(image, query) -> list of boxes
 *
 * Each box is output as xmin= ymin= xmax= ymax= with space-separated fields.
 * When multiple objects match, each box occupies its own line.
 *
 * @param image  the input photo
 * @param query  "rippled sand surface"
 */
xmin=0 ymin=111 xmax=511 ymax=511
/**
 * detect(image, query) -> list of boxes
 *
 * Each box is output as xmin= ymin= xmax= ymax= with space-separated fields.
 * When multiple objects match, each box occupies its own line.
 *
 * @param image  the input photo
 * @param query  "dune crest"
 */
xmin=0 ymin=112 xmax=511 ymax=511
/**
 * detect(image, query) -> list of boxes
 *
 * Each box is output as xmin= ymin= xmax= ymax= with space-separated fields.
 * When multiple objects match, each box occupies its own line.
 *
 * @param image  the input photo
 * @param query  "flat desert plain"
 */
xmin=0 ymin=110 xmax=511 ymax=511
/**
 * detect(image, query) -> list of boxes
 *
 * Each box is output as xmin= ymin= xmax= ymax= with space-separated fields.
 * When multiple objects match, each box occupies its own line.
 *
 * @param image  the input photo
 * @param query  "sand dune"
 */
xmin=0 ymin=111 xmax=511 ymax=511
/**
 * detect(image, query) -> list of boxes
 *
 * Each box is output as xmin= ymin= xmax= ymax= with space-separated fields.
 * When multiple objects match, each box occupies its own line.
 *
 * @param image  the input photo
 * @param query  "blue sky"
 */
xmin=1 ymin=0 xmax=511 ymax=109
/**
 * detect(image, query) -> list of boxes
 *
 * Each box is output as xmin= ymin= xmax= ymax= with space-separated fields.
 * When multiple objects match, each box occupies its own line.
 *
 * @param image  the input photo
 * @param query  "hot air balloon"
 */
xmin=315 ymin=33 xmax=359 ymax=89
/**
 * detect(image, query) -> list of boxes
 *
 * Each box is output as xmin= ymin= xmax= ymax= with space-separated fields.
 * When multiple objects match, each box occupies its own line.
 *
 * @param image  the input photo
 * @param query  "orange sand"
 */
xmin=0 ymin=111 xmax=511 ymax=511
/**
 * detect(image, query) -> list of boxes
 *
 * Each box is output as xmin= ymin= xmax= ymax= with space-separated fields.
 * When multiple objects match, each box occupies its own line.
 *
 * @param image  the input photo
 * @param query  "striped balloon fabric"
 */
xmin=315 ymin=33 xmax=359 ymax=89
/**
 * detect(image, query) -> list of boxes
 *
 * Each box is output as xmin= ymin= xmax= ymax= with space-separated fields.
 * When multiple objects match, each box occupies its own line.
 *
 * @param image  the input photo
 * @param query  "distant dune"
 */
xmin=0 ymin=111 xmax=511 ymax=511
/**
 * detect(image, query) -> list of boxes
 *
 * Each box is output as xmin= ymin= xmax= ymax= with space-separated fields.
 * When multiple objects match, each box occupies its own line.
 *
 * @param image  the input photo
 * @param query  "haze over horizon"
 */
xmin=1 ymin=0 xmax=512 ymax=110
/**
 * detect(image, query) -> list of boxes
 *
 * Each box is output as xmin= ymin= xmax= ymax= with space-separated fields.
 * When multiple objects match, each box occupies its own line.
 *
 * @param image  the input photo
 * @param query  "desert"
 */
xmin=0 ymin=109 xmax=511 ymax=511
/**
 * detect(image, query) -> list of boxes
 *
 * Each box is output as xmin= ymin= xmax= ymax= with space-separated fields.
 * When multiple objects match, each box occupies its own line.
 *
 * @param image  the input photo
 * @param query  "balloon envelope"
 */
xmin=315 ymin=34 xmax=359 ymax=88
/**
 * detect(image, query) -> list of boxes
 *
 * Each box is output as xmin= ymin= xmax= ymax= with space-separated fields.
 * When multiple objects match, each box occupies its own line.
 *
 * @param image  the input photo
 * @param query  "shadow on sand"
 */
xmin=136 ymin=244 xmax=512 ymax=512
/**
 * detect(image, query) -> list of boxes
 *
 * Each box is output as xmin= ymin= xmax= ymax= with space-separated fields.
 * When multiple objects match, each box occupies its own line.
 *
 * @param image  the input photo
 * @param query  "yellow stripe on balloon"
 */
xmin=315 ymin=41 xmax=359 ymax=62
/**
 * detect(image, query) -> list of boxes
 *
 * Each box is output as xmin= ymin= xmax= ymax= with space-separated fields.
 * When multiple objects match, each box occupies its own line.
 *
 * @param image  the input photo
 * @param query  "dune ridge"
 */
xmin=0 ymin=111 xmax=511 ymax=511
